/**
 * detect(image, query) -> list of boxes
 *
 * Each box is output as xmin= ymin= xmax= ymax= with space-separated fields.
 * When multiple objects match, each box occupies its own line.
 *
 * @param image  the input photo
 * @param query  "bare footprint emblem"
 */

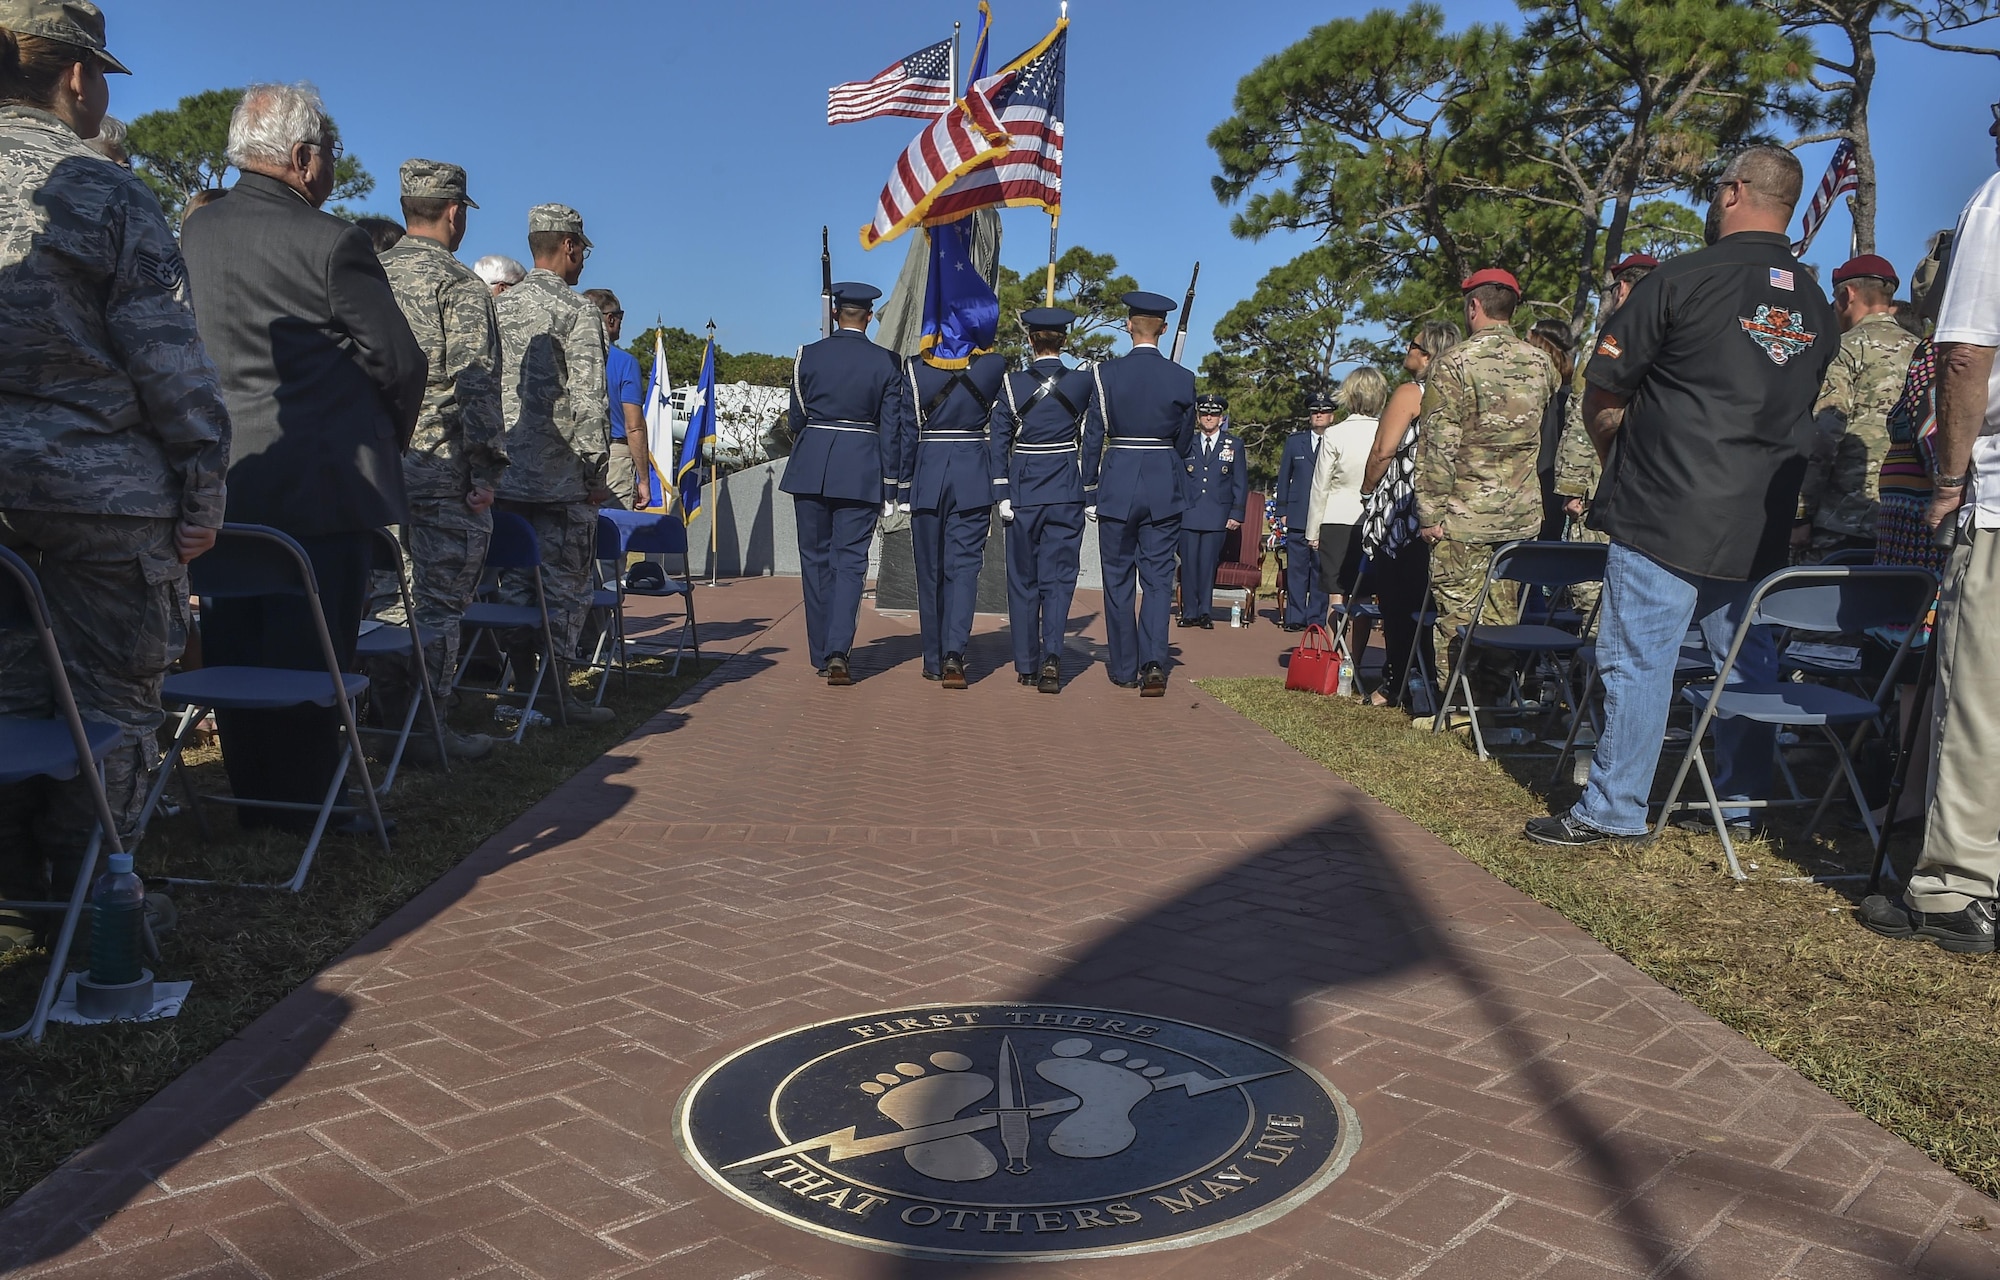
xmin=859 ymin=1052 xmax=996 ymax=1182
xmin=1034 ymin=1038 xmax=1162 ymax=1158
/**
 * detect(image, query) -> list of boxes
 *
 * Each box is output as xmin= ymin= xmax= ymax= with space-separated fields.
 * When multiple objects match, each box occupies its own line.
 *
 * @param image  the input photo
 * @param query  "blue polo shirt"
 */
xmin=606 ymin=344 xmax=643 ymax=442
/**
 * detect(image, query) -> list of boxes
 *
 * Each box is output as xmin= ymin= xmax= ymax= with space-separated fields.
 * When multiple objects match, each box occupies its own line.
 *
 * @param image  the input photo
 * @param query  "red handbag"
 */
xmin=1285 ymin=624 xmax=1343 ymax=695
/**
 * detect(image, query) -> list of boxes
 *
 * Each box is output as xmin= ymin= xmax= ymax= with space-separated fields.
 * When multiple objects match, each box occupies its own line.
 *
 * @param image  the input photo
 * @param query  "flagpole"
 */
xmin=949 ymin=21 xmax=960 ymax=100
xmin=1045 ymin=215 xmax=1059 ymax=306
xmin=706 ymin=320 xmax=719 ymax=586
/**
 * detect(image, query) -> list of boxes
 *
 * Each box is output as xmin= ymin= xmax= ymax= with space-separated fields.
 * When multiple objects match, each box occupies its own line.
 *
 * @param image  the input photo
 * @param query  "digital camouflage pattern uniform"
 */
xmin=1553 ymin=360 xmax=1609 ymax=618
xmin=0 ymin=104 xmax=230 ymax=887
xmin=1415 ymin=325 xmax=1560 ymax=702
xmin=494 ymin=242 xmax=609 ymax=677
xmin=376 ymin=200 xmax=509 ymax=713
xmin=1799 ymin=310 xmax=1921 ymax=556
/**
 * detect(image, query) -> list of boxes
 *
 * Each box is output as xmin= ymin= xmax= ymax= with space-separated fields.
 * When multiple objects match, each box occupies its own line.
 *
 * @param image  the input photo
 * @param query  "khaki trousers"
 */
xmin=1908 ymin=527 xmax=2000 ymax=911
xmin=605 ymin=443 xmax=638 ymax=510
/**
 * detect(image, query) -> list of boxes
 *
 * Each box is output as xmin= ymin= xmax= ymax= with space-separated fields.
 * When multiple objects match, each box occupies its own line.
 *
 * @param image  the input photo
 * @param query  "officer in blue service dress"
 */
xmin=1176 ymin=393 xmax=1249 ymax=629
xmin=1081 ymin=291 xmax=1197 ymax=696
xmin=780 ymin=282 xmax=910 ymax=686
xmin=1274 ymin=389 xmax=1333 ymax=630
xmin=990 ymin=306 xmax=1098 ymax=693
xmin=902 ymin=341 xmax=1007 ymax=688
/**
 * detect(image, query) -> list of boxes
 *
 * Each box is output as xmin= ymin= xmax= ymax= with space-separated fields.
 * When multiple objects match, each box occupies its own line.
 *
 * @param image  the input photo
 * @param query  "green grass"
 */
xmin=1200 ymin=676 xmax=2000 ymax=1198
xmin=0 ymin=657 xmax=715 ymax=1210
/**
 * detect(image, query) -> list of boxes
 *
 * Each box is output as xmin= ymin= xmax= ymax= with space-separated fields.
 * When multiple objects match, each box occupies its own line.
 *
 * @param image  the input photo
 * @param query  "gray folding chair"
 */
xmin=452 ymin=510 xmax=567 ymax=742
xmin=1651 ymin=565 xmax=1938 ymax=881
xmin=0 ymin=546 xmax=126 ymax=1041
xmin=136 ymin=525 xmax=389 ymax=892
xmin=353 ymin=527 xmax=448 ymax=795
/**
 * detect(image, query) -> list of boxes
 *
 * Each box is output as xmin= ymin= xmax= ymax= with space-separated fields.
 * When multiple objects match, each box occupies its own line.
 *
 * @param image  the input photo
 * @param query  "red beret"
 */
xmin=1611 ymin=253 xmax=1659 ymax=273
xmin=1461 ymin=268 xmax=1521 ymax=294
xmin=1832 ymin=254 xmax=1898 ymax=287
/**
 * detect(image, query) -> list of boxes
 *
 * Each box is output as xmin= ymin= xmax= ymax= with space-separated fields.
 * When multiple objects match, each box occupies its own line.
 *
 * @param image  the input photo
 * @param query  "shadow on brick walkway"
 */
xmin=3 ymin=579 xmax=1997 ymax=1279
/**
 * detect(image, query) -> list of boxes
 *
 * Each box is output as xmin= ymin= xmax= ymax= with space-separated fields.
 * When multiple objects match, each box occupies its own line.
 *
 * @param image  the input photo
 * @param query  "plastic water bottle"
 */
xmin=1336 ymin=662 xmax=1355 ymax=697
xmin=88 ymin=852 xmax=146 ymax=987
xmin=1230 ymin=603 xmax=1242 ymax=628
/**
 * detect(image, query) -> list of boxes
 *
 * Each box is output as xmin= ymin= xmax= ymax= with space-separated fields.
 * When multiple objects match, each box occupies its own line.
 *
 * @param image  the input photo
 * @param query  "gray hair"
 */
xmin=473 ymin=254 xmax=527 ymax=288
xmin=226 ymin=81 xmax=333 ymax=169
xmin=1337 ymin=366 xmax=1390 ymax=418
xmin=84 ymin=114 xmax=129 ymax=166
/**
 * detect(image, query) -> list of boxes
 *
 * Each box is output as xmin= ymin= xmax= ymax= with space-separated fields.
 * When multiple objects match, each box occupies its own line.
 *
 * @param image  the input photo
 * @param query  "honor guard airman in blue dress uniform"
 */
xmin=1081 ymin=291 xmax=1197 ymax=696
xmin=990 ymin=307 xmax=1098 ymax=694
xmin=780 ymin=282 xmax=910 ymax=686
xmin=1275 ymin=389 xmax=1334 ymax=629
xmin=1177 ymin=393 xmax=1249 ymax=629
xmin=901 ymin=344 xmax=1007 ymax=688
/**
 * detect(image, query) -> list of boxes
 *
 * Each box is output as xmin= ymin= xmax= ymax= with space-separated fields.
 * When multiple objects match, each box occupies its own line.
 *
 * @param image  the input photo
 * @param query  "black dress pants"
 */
xmin=200 ymin=530 xmax=371 ymax=828
xmin=1365 ymin=539 xmax=1437 ymax=708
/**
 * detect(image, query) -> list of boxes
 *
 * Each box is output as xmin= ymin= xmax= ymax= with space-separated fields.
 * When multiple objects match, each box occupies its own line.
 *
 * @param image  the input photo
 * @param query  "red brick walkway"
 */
xmin=3 ymin=580 xmax=1996 ymax=1279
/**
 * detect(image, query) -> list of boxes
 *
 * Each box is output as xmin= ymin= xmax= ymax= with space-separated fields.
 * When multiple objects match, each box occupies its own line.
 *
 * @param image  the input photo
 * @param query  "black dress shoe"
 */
xmin=942 ymin=652 xmax=968 ymax=690
xmin=1018 ymin=672 xmax=1037 ymax=686
xmin=1860 ymin=895 xmax=1997 ymax=954
xmin=815 ymin=666 xmax=830 ymax=678
xmin=1199 ymin=617 xmax=1215 ymax=630
xmin=1038 ymin=656 xmax=1061 ymax=695
xmin=1139 ymin=662 xmax=1167 ymax=697
xmin=1177 ymin=617 xmax=1201 ymax=628
xmin=334 ymin=810 xmax=398 ymax=838
xmin=1110 ymin=676 xmax=1140 ymax=689
xmin=922 ymin=669 xmax=943 ymax=682
xmin=1282 ymin=623 xmax=1307 ymax=633
xmin=825 ymin=653 xmax=851 ymax=687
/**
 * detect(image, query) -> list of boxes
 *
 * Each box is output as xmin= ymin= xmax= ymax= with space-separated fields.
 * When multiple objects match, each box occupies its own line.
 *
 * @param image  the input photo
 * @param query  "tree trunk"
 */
xmin=1571 ymin=207 xmax=1600 ymax=336
xmin=1846 ymin=15 xmax=1877 ymax=254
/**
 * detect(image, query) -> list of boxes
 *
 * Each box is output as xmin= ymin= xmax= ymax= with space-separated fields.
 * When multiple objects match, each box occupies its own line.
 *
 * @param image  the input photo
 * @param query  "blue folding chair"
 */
xmin=584 ymin=509 xmax=700 ymax=705
xmin=0 ymin=546 xmax=126 ymax=1041
xmin=1433 ymin=540 xmax=1607 ymax=759
xmin=353 ymin=527 xmax=448 ymax=795
xmin=136 ymin=525 xmax=389 ymax=892
xmin=453 ymin=510 xmax=566 ymax=742
xmin=1651 ymin=565 xmax=1938 ymax=881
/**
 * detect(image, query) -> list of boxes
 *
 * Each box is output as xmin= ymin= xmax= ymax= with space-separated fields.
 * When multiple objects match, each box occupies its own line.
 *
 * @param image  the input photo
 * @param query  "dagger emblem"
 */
xmin=982 ymin=1036 xmax=1035 ymax=1175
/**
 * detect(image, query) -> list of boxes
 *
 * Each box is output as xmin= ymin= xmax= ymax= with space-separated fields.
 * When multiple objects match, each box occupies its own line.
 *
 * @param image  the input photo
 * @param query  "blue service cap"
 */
xmin=1306 ymin=387 xmax=1339 ymax=412
xmin=830 ymin=281 xmax=882 ymax=306
xmin=1022 ymin=306 xmax=1076 ymax=329
xmin=1121 ymin=290 xmax=1177 ymax=318
xmin=1196 ymin=392 xmax=1228 ymax=412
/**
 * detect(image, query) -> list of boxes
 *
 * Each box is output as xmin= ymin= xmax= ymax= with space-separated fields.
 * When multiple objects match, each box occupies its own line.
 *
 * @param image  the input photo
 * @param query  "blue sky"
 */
xmin=111 ymin=1 xmax=1998 ymax=366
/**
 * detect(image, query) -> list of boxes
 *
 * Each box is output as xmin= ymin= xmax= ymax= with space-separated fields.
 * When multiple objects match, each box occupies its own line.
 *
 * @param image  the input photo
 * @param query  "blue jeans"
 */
xmin=1570 ymin=541 xmax=1777 ymax=836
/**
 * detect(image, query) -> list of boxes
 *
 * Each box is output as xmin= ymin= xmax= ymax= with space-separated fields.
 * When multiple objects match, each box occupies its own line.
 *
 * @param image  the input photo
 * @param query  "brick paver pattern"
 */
xmin=2 ymin=580 xmax=1997 ymax=1280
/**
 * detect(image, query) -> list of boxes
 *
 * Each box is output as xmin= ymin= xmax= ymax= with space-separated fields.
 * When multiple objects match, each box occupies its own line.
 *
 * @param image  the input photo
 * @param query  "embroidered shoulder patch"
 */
xmin=135 ymin=245 xmax=187 ymax=293
xmin=1739 ymin=306 xmax=1817 ymax=366
xmin=1595 ymin=335 xmax=1623 ymax=360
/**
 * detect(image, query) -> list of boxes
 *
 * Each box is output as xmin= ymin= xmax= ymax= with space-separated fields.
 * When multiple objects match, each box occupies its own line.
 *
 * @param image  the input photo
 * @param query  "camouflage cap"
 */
xmin=527 ymin=202 xmax=591 ymax=248
xmin=0 ymin=0 xmax=130 ymax=73
xmin=400 ymin=158 xmax=477 ymax=208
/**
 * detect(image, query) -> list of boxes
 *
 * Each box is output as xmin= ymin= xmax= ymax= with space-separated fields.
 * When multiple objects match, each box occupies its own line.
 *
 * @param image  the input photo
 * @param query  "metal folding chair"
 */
xmin=452 ymin=510 xmax=566 ymax=742
xmin=352 ymin=528 xmax=449 ymax=795
xmin=1650 ymin=565 xmax=1938 ymax=882
xmin=137 ymin=525 xmax=388 ymax=893
xmin=1433 ymin=540 xmax=1607 ymax=759
xmin=584 ymin=509 xmax=700 ymax=706
xmin=0 ymin=546 xmax=127 ymax=1041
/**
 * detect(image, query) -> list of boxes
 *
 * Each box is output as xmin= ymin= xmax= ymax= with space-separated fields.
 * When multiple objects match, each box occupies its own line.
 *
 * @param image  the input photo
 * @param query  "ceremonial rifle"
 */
xmin=1169 ymin=261 xmax=1200 ymax=366
xmin=820 ymin=226 xmax=833 ymax=339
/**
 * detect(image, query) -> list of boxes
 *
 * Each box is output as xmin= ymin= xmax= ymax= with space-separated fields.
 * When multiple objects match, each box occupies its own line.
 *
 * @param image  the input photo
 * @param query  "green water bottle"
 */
xmin=88 ymin=852 xmax=146 ymax=986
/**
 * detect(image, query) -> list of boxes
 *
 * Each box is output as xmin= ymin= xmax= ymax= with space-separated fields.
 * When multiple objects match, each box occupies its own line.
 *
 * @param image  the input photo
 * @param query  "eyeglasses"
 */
xmin=606 ymin=310 xmax=624 ymax=320
xmin=1409 ymin=343 xmax=1429 ymax=356
xmin=303 ymin=139 xmax=344 ymax=162
xmin=1709 ymin=175 xmax=1744 ymax=201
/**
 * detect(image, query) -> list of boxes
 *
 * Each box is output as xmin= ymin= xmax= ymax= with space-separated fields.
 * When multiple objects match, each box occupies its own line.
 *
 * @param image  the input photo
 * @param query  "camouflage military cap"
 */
xmin=0 ymin=0 xmax=130 ymax=73
xmin=527 ymin=202 xmax=591 ymax=248
xmin=400 ymin=158 xmax=477 ymax=208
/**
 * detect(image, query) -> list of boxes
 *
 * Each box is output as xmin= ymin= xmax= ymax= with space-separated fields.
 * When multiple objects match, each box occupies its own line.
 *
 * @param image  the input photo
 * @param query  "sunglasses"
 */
xmin=1409 ymin=343 xmax=1429 ymax=356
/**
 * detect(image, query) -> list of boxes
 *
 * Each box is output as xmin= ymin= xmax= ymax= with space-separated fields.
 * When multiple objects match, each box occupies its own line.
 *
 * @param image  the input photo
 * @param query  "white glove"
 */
xmin=998 ymin=499 xmax=1015 ymax=523
xmin=898 ymin=502 xmax=912 ymax=514
xmin=1085 ymin=506 xmax=1098 ymax=523
xmin=881 ymin=500 xmax=896 ymax=519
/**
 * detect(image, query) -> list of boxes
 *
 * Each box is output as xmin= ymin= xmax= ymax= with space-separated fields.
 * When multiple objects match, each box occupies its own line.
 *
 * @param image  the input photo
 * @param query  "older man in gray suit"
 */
xmin=181 ymin=81 xmax=425 ymax=831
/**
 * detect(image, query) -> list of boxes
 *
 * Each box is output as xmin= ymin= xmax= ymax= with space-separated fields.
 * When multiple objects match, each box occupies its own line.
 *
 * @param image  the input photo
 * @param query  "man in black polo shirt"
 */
xmin=1527 ymin=146 xmax=1836 ymax=848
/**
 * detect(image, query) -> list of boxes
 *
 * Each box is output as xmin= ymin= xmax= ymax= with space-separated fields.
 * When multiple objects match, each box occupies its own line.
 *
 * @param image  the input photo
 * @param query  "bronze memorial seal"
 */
xmin=675 ymin=1003 xmax=1360 ymax=1261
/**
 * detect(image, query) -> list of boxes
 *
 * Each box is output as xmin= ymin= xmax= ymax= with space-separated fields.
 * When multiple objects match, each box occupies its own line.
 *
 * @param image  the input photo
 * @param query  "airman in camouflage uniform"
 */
xmin=1552 ymin=254 xmax=1657 ymax=620
xmin=494 ymin=203 xmax=612 ymax=723
xmin=1416 ymin=270 xmax=1560 ymax=705
xmin=1798 ymin=255 xmax=1920 ymax=559
xmin=372 ymin=159 xmax=508 ymax=757
xmin=0 ymin=1 xmax=230 ymax=927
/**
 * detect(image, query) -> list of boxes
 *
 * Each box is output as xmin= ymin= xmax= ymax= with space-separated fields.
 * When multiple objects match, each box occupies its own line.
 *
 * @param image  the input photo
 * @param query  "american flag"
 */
xmin=827 ymin=38 xmax=953 ymax=125
xmin=859 ymin=74 xmax=1011 ymax=249
xmin=1790 ymin=139 xmax=1858 ymax=258
xmin=924 ymin=25 xmax=1066 ymax=225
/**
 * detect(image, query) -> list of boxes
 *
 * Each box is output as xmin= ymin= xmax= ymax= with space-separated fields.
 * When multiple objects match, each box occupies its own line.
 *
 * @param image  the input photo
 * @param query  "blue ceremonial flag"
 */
xmin=917 ymin=218 xmax=998 ymax=369
xmin=677 ymin=334 xmax=717 ymax=525
xmin=963 ymin=0 xmax=990 ymax=90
